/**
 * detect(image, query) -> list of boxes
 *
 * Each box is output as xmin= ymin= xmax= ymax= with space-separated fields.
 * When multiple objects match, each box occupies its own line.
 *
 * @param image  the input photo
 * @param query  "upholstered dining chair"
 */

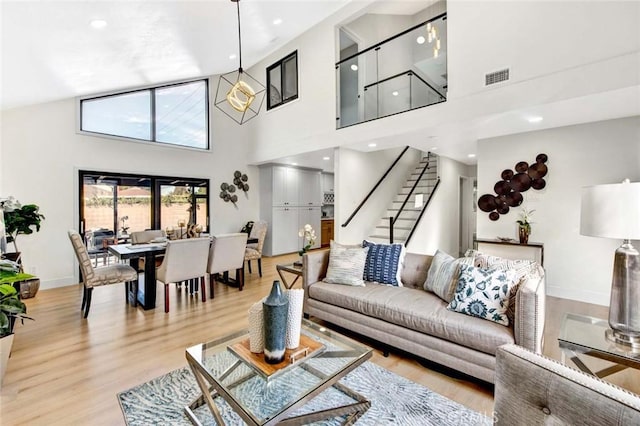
xmin=130 ymin=229 xmax=165 ymax=244
xmin=68 ymin=230 xmax=138 ymax=318
xmin=207 ymin=233 xmax=248 ymax=299
xmin=244 ymin=220 xmax=267 ymax=277
xmin=156 ymin=238 xmax=210 ymax=313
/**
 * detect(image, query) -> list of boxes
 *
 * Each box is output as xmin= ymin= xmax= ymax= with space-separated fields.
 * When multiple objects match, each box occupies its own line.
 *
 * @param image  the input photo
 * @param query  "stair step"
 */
xmin=386 ymin=208 xmax=420 ymax=211
xmin=368 ymin=235 xmax=407 ymax=241
xmin=377 ymin=225 xmax=412 ymax=230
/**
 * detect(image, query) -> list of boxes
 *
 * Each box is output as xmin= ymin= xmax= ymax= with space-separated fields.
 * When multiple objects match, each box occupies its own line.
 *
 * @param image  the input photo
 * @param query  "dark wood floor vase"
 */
xmin=1 ymin=252 xmax=639 ymax=424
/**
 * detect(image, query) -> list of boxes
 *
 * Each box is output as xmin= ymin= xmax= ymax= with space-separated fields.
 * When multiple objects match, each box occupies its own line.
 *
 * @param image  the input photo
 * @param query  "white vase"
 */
xmin=0 ymin=333 xmax=14 ymax=389
xmin=285 ymin=289 xmax=305 ymax=349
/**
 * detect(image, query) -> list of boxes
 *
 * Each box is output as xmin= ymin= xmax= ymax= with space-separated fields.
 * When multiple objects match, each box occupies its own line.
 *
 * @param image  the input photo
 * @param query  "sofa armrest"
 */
xmin=513 ymin=273 xmax=545 ymax=353
xmin=302 ymin=250 xmax=330 ymax=308
xmin=495 ymin=344 xmax=640 ymax=425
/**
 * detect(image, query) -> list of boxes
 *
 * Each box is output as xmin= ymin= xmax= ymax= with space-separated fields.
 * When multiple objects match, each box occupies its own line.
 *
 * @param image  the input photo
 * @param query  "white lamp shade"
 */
xmin=580 ymin=181 xmax=640 ymax=240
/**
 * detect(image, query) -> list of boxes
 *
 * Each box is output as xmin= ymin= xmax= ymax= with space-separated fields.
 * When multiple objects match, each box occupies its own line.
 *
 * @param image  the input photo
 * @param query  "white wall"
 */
xmin=406 ymin=155 xmax=475 ymax=256
xmin=0 ymin=79 xmax=260 ymax=289
xmin=335 ymin=146 xmax=421 ymax=244
xmin=477 ymin=116 xmax=640 ymax=305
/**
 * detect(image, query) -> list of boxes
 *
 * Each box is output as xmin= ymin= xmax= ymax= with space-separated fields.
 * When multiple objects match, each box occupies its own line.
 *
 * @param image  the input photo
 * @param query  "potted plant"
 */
xmin=1 ymin=196 xmax=45 ymax=266
xmin=516 ymin=207 xmax=535 ymax=244
xmin=0 ymin=283 xmax=32 ymax=387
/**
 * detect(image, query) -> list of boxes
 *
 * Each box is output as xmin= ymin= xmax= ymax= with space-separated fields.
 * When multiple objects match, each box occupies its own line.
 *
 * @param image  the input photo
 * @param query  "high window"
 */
xmin=267 ymin=51 xmax=298 ymax=110
xmin=80 ymin=79 xmax=209 ymax=150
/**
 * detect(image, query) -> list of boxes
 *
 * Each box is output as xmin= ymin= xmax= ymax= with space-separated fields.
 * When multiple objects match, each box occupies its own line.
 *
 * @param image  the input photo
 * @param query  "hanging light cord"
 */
xmin=236 ymin=0 xmax=243 ymax=72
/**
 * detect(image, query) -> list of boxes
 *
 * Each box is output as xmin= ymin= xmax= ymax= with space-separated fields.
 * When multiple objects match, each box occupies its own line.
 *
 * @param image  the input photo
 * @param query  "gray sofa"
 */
xmin=495 ymin=344 xmax=640 ymax=425
xmin=303 ymin=250 xmax=545 ymax=383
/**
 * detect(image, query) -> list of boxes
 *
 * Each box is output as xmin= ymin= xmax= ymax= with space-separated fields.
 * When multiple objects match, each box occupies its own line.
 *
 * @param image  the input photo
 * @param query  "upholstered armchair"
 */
xmin=130 ymin=230 xmax=164 ymax=244
xmin=156 ymin=238 xmax=210 ymax=313
xmin=244 ymin=220 xmax=267 ymax=277
xmin=207 ymin=233 xmax=248 ymax=298
xmin=68 ymin=230 xmax=138 ymax=318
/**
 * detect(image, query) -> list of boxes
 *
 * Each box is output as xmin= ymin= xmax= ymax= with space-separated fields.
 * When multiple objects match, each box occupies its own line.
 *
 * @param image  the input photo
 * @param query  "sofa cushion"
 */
xmin=323 ymin=242 xmax=369 ymax=287
xmin=362 ymin=240 xmax=405 ymax=286
xmin=447 ymin=265 xmax=519 ymax=326
xmin=308 ymin=281 xmax=515 ymax=355
xmin=424 ymin=250 xmax=474 ymax=302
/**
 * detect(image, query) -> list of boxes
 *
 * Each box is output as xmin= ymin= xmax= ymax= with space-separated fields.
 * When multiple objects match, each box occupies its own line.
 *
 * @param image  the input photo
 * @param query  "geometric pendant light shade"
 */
xmin=214 ymin=0 xmax=266 ymax=125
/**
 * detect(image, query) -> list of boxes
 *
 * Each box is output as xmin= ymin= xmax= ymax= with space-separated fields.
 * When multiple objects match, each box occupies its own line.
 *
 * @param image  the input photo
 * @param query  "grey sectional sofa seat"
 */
xmin=303 ymin=250 xmax=545 ymax=384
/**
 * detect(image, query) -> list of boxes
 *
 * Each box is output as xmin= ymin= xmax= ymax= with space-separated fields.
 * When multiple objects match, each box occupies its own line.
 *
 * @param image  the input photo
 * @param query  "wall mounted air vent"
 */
xmin=485 ymin=68 xmax=510 ymax=86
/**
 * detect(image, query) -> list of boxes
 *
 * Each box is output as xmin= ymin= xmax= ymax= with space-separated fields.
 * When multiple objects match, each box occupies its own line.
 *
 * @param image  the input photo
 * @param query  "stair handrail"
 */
xmin=405 ymin=177 xmax=441 ymax=245
xmin=341 ymin=145 xmax=410 ymax=228
xmin=393 ymin=154 xmax=432 ymax=226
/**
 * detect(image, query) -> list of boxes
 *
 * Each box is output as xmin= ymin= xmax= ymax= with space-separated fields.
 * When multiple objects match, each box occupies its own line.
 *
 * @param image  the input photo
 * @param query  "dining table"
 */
xmin=107 ymin=243 xmax=166 ymax=310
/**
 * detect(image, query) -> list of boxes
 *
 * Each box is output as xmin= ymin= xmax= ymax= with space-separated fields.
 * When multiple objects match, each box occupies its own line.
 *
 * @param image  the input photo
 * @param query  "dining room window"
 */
xmin=79 ymin=171 xmax=209 ymax=241
xmin=266 ymin=51 xmax=298 ymax=110
xmin=80 ymin=79 xmax=209 ymax=150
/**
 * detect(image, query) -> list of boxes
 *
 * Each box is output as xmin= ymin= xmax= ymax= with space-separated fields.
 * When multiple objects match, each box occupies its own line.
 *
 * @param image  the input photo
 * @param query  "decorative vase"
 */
xmin=285 ymin=289 xmax=305 ymax=349
xmin=248 ymin=300 xmax=264 ymax=353
xmin=519 ymin=226 xmax=530 ymax=244
xmin=263 ymin=281 xmax=289 ymax=364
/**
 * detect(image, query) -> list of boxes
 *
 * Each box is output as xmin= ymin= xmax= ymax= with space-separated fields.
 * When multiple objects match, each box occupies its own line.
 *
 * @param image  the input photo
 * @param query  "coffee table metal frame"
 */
xmin=184 ymin=320 xmax=372 ymax=425
xmin=558 ymin=312 xmax=640 ymax=378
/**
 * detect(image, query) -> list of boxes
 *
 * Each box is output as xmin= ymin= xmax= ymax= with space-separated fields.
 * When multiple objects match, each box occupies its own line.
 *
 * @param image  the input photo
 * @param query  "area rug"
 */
xmin=118 ymin=360 xmax=490 ymax=425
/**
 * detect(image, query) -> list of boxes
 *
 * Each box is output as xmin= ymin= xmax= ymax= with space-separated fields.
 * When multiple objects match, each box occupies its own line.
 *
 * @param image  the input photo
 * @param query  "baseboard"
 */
xmin=40 ymin=277 xmax=76 ymax=290
xmin=546 ymin=285 xmax=609 ymax=307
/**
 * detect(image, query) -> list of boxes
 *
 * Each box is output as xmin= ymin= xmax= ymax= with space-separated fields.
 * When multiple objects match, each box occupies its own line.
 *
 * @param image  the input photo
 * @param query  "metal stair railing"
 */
xmin=404 ymin=177 xmax=441 ymax=245
xmin=341 ymin=146 xmax=410 ymax=228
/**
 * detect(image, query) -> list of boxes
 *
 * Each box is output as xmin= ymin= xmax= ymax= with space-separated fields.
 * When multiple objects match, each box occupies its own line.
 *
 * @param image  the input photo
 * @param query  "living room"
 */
xmin=1 ymin=0 xmax=640 ymax=424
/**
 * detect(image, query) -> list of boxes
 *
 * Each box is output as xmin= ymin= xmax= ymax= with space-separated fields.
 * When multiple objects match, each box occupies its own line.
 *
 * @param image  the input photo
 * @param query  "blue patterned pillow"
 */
xmin=361 ymin=240 xmax=405 ymax=286
xmin=447 ymin=265 xmax=518 ymax=326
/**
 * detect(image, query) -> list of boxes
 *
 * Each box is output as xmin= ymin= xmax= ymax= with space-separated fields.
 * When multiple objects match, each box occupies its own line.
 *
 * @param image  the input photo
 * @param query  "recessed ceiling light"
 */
xmin=528 ymin=116 xmax=543 ymax=123
xmin=291 ymin=162 xmax=298 ymax=166
xmin=323 ymin=156 xmax=330 ymax=161
xmin=430 ymin=146 xmax=438 ymax=151
xmin=392 ymin=91 xmax=399 ymax=96
xmin=90 ymin=19 xmax=107 ymax=29
xmin=468 ymin=154 xmax=476 ymax=158
xmin=368 ymin=143 xmax=377 ymax=148
xmin=273 ymin=18 xmax=283 ymax=25
xmin=229 ymin=54 xmax=237 ymax=60
xmin=350 ymin=64 xmax=358 ymax=71
xmin=416 ymin=36 xmax=426 ymax=44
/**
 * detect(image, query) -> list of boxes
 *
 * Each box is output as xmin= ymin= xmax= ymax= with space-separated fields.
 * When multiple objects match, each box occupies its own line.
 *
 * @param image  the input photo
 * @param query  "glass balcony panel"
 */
xmin=336 ymin=14 xmax=447 ymax=129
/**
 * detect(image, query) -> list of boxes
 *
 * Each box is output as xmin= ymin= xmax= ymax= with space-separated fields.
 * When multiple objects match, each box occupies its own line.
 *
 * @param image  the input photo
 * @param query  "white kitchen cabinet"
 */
xmin=298 ymin=206 xmax=321 ymax=249
xmin=270 ymin=207 xmax=300 ymax=255
xmin=272 ymin=166 xmax=300 ymax=206
xmin=298 ymin=170 xmax=322 ymax=206
xmin=321 ymin=172 xmax=334 ymax=193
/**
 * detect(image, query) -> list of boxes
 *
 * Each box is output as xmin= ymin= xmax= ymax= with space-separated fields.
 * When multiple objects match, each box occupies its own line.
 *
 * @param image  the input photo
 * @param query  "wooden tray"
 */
xmin=228 ymin=334 xmax=325 ymax=379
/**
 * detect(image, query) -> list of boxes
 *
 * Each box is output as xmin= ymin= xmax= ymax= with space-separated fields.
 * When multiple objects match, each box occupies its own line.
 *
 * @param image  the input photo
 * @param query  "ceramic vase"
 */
xmin=263 ymin=281 xmax=289 ymax=364
xmin=285 ymin=289 xmax=305 ymax=349
xmin=519 ymin=226 xmax=530 ymax=244
xmin=248 ymin=300 xmax=264 ymax=353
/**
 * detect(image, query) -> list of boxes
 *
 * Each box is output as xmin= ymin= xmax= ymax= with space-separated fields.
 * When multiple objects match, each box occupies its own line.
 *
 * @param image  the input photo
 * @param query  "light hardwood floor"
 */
xmin=1 ymin=253 xmax=638 ymax=424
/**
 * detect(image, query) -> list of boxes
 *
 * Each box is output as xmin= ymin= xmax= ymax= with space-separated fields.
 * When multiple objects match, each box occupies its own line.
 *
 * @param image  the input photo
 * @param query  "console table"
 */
xmin=474 ymin=238 xmax=544 ymax=266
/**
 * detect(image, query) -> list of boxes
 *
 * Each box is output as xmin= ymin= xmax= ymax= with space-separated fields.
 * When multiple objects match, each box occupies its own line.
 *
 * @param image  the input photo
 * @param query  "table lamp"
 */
xmin=580 ymin=179 xmax=640 ymax=347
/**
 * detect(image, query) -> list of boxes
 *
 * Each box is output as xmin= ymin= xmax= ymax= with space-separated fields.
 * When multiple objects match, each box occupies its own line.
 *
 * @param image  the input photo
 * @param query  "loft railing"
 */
xmin=341 ymin=146 xmax=410 ymax=228
xmin=336 ymin=13 xmax=447 ymax=128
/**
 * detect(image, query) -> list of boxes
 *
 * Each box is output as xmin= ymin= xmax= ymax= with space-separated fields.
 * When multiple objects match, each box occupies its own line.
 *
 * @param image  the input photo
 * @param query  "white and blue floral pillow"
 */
xmin=447 ymin=264 xmax=518 ymax=326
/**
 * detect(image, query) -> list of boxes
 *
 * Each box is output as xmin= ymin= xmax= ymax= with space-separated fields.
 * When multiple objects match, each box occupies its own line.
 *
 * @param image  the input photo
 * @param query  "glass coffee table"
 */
xmin=185 ymin=319 xmax=372 ymax=425
xmin=558 ymin=313 xmax=640 ymax=377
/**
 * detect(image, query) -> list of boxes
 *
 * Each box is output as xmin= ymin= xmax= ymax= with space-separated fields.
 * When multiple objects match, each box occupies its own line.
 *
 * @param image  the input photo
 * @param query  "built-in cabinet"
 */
xmin=321 ymin=219 xmax=334 ymax=247
xmin=260 ymin=165 xmax=322 ymax=256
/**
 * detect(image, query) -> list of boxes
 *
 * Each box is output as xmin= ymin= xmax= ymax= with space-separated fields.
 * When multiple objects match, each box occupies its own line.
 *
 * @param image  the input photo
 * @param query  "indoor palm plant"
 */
xmin=0 ymin=283 xmax=31 ymax=387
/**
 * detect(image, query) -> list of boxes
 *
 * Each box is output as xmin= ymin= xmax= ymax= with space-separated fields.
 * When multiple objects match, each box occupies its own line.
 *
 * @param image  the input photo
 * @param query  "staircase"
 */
xmin=368 ymin=152 xmax=439 ymax=244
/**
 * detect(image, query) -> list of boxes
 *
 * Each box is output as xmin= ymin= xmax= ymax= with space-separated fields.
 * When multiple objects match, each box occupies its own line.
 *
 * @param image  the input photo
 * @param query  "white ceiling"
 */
xmin=0 ymin=0 xmax=354 ymax=110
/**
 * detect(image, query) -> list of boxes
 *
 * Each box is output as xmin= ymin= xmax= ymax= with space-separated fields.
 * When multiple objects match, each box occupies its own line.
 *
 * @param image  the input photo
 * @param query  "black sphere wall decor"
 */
xmin=478 ymin=153 xmax=548 ymax=221
xmin=219 ymin=170 xmax=250 ymax=205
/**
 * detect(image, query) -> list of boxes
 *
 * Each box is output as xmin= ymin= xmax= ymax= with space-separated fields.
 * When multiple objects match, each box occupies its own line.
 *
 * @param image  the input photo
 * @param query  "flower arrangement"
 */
xmin=119 ymin=215 xmax=130 ymax=235
xmin=516 ymin=207 xmax=535 ymax=233
xmin=298 ymin=224 xmax=316 ymax=256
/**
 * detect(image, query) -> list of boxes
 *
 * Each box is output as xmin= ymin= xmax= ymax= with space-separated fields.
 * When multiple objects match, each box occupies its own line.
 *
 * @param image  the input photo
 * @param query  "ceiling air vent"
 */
xmin=485 ymin=68 xmax=510 ymax=86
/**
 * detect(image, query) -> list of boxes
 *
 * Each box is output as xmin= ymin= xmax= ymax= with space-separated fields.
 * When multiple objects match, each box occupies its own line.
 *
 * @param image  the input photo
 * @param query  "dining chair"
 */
xmin=156 ymin=238 xmax=210 ymax=313
xmin=130 ymin=230 xmax=165 ymax=244
xmin=207 ymin=233 xmax=248 ymax=299
xmin=68 ymin=230 xmax=138 ymax=318
xmin=244 ymin=220 xmax=267 ymax=277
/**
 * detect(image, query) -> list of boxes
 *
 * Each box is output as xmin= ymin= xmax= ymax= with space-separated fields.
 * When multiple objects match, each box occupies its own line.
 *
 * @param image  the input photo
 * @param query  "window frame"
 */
xmin=78 ymin=78 xmax=210 ymax=150
xmin=266 ymin=51 xmax=299 ymax=110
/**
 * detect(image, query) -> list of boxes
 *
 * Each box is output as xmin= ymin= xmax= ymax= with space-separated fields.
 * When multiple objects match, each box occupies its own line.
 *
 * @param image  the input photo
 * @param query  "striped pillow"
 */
xmin=362 ymin=240 xmax=405 ymax=286
xmin=323 ymin=242 xmax=369 ymax=287
xmin=424 ymin=250 xmax=475 ymax=302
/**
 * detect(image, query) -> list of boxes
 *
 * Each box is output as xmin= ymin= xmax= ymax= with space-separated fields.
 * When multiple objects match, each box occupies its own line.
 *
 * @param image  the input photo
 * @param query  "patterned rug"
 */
xmin=118 ymin=361 xmax=491 ymax=425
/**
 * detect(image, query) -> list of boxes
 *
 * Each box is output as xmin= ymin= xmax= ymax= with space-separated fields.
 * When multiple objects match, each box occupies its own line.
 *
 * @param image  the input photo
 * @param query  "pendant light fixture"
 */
xmin=214 ymin=0 xmax=266 ymax=125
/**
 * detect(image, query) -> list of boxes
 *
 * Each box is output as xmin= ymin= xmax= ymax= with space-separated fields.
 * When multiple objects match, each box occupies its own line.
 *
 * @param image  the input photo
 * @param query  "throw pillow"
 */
xmin=361 ymin=240 xmax=405 ymax=286
xmin=472 ymin=252 xmax=543 ymax=324
xmin=323 ymin=242 xmax=369 ymax=287
xmin=423 ymin=250 xmax=474 ymax=302
xmin=447 ymin=264 xmax=519 ymax=326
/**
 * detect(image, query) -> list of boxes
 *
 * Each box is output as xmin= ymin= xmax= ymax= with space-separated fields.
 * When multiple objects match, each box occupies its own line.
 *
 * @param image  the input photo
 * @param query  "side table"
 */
xmin=276 ymin=263 xmax=303 ymax=289
xmin=558 ymin=312 xmax=640 ymax=378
